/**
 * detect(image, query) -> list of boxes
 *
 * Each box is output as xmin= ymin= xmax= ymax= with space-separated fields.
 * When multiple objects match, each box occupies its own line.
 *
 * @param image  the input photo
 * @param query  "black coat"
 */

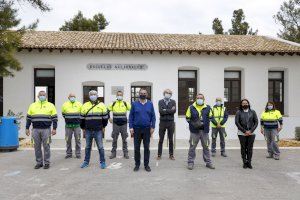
xmin=235 ymin=109 xmax=258 ymax=133
xmin=158 ymin=99 xmax=176 ymax=122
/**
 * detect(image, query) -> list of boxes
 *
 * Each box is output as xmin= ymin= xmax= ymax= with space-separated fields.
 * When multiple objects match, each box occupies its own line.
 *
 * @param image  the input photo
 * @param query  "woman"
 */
xmin=235 ymin=99 xmax=258 ymax=169
xmin=260 ymin=102 xmax=283 ymax=160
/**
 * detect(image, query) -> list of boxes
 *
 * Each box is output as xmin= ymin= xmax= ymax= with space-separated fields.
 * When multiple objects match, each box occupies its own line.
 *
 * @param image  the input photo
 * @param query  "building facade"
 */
xmin=3 ymin=31 xmax=300 ymax=140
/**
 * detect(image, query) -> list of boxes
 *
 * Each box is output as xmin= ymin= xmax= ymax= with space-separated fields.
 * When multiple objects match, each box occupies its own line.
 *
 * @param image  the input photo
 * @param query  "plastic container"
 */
xmin=0 ymin=117 xmax=19 ymax=150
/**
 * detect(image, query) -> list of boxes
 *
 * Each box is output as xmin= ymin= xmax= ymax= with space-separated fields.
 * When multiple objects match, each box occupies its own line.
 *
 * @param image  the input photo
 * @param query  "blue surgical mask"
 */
xmin=69 ymin=97 xmax=76 ymax=103
xmin=39 ymin=96 xmax=46 ymax=102
xmin=196 ymin=99 xmax=204 ymax=105
xmin=89 ymin=95 xmax=98 ymax=102
xmin=216 ymin=101 xmax=222 ymax=106
xmin=116 ymin=96 xmax=123 ymax=101
xmin=267 ymin=105 xmax=273 ymax=110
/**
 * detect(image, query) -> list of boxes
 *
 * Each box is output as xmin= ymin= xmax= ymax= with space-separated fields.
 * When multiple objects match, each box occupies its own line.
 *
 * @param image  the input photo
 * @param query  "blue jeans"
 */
xmin=84 ymin=130 xmax=105 ymax=164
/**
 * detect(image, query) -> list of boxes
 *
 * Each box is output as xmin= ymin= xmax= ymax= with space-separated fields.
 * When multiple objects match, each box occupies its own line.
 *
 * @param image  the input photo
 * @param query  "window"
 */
xmin=269 ymin=71 xmax=284 ymax=114
xmin=178 ymin=70 xmax=197 ymax=115
xmin=34 ymin=69 xmax=55 ymax=104
xmin=131 ymin=86 xmax=152 ymax=102
xmin=224 ymin=71 xmax=241 ymax=115
xmin=83 ymin=86 xmax=104 ymax=103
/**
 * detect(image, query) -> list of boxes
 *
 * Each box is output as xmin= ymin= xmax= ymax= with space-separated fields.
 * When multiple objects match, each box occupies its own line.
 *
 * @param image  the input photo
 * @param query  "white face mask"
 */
xmin=116 ymin=96 xmax=123 ymax=101
xmin=196 ymin=99 xmax=204 ymax=105
xmin=89 ymin=95 xmax=98 ymax=102
xmin=164 ymin=93 xmax=171 ymax=99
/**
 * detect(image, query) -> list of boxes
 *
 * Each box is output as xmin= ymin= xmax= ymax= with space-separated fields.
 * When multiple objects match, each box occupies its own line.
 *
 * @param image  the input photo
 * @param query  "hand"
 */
xmin=278 ymin=126 xmax=282 ymax=132
xmin=171 ymin=106 xmax=176 ymax=110
xmin=25 ymin=129 xmax=30 ymax=136
xmin=109 ymin=118 xmax=113 ymax=123
xmin=217 ymin=123 xmax=221 ymax=128
xmin=260 ymin=128 xmax=264 ymax=135
xmin=245 ymin=131 xmax=251 ymax=136
xmin=150 ymin=128 xmax=154 ymax=137
xmin=130 ymin=128 xmax=134 ymax=138
xmin=83 ymin=130 xmax=86 ymax=138
xmin=102 ymin=128 xmax=105 ymax=134
xmin=51 ymin=129 xmax=56 ymax=136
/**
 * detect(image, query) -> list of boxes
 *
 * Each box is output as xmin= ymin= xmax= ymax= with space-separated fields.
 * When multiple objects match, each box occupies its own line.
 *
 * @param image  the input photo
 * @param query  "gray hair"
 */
xmin=163 ymin=89 xmax=172 ymax=95
xmin=89 ymin=90 xmax=98 ymax=96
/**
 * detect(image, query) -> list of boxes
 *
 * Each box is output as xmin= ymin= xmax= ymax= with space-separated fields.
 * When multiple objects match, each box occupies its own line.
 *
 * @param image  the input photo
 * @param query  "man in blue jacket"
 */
xmin=129 ymin=88 xmax=156 ymax=172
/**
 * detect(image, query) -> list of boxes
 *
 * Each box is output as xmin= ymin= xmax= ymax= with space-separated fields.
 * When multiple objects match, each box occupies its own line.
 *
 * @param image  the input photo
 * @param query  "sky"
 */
xmin=15 ymin=0 xmax=286 ymax=37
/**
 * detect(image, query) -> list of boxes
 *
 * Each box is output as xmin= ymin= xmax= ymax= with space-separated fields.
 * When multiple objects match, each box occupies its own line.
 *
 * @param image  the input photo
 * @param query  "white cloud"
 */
xmin=15 ymin=0 xmax=285 ymax=36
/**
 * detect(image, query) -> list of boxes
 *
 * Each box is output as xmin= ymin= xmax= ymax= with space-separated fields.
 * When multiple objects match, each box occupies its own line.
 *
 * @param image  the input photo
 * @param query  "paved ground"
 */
xmin=0 ymin=148 xmax=300 ymax=200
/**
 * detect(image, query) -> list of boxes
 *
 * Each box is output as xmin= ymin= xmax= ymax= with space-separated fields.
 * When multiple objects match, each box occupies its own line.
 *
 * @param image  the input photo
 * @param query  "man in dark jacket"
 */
xmin=157 ymin=89 xmax=176 ymax=160
xmin=186 ymin=93 xmax=215 ymax=170
xmin=129 ymin=88 xmax=156 ymax=172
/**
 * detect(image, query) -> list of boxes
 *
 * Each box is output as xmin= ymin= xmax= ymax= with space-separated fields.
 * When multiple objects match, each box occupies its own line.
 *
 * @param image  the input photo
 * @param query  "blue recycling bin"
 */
xmin=0 ymin=117 xmax=19 ymax=150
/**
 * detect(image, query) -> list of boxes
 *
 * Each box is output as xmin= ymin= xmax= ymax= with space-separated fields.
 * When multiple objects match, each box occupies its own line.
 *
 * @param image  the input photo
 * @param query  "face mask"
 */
xmin=164 ymin=94 xmax=171 ymax=99
xmin=242 ymin=105 xmax=249 ymax=109
xmin=116 ymin=96 xmax=123 ymax=101
xmin=69 ymin=97 xmax=76 ymax=103
xmin=140 ymin=95 xmax=146 ymax=100
xmin=216 ymin=101 xmax=222 ymax=106
xmin=267 ymin=105 xmax=273 ymax=110
xmin=39 ymin=96 xmax=46 ymax=102
xmin=89 ymin=95 xmax=98 ymax=102
xmin=196 ymin=99 xmax=204 ymax=105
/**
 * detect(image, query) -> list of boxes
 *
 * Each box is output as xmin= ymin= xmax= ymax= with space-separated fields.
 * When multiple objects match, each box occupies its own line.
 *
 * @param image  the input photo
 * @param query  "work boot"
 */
xmin=169 ymin=155 xmax=175 ymax=160
xmin=221 ymin=152 xmax=227 ymax=157
xmin=34 ymin=164 xmax=43 ymax=169
xmin=274 ymin=156 xmax=280 ymax=160
xmin=109 ymin=152 xmax=116 ymax=159
xmin=206 ymin=163 xmax=215 ymax=169
xmin=43 ymin=164 xmax=50 ymax=169
xmin=133 ymin=166 xmax=139 ymax=172
xmin=247 ymin=162 xmax=253 ymax=169
xmin=156 ymin=155 xmax=161 ymax=160
xmin=243 ymin=161 xmax=248 ymax=169
xmin=145 ymin=166 xmax=151 ymax=172
xmin=187 ymin=163 xmax=194 ymax=170
xmin=65 ymin=155 xmax=72 ymax=159
xmin=266 ymin=154 xmax=273 ymax=158
xmin=124 ymin=153 xmax=129 ymax=159
xmin=76 ymin=155 xmax=81 ymax=159
xmin=211 ymin=152 xmax=216 ymax=157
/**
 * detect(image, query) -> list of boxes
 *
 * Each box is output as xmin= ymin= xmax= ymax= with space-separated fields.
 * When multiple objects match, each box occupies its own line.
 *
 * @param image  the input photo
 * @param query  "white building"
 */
xmin=3 ymin=31 xmax=300 ymax=140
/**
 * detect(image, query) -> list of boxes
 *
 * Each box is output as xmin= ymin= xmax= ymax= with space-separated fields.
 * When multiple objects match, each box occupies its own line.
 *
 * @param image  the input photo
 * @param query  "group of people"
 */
xmin=25 ymin=88 xmax=283 ymax=171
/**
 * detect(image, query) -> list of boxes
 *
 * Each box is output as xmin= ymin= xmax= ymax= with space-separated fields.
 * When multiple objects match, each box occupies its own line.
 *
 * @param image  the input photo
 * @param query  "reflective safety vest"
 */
xmin=260 ymin=109 xmax=283 ymax=129
xmin=108 ymin=100 xmax=131 ymax=125
xmin=26 ymin=100 xmax=58 ymax=129
xmin=81 ymin=101 xmax=109 ymax=131
xmin=211 ymin=106 xmax=227 ymax=128
xmin=62 ymin=101 xmax=82 ymax=124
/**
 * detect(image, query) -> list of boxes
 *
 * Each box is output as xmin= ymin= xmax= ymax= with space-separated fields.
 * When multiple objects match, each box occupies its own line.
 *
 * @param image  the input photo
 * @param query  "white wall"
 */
xmin=4 ymin=50 xmax=300 ymax=140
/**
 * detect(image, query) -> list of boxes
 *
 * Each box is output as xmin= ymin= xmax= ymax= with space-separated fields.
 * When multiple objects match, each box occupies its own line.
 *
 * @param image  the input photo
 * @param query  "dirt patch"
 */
xmin=278 ymin=139 xmax=300 ymax=147
xmin=19 ymin=138 xmax=32 ymax=148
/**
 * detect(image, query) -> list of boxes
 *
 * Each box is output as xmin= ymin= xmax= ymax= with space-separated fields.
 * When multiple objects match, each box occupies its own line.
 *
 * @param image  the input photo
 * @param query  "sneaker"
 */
xmin=80 ymin=161 xmax=89 ymax=168
xmin=109 ymin=153 xmax=116 ymax=159
xmin=100 ymin=162 xmax=107 ymax=169
xmin=266 ymin=154 xmax=273 ymax=158
xmin=221 ymin=152 xmax=227 ymax=157
xmin=133 ymin=166 xmax=139 ymax=172
xmin=43 ymin=164 xmax=50 ymax=169
xmin=187 ymin=163 xmax=194 ymax=170
xmin=169 ymin=155 xmax=175 ymax=160
xmin=145 ymin=166 xmax=151 ymax=172
xmin=76 ymin=155 xmax=81 ymax=159
xmin=206 ymin=163 xmax=215 ymax=169
xmin=274 ymin=156 xmax=280 ymax=160
xmin=211 ymin=152 xmax=216 ymax=157
xmin=65 ymin=155 xmax=72 ymax=159
xmin=157 ymin=155 xmax=161 ymax=160
xmin=34 ymin=164 xmax=43 ymax=169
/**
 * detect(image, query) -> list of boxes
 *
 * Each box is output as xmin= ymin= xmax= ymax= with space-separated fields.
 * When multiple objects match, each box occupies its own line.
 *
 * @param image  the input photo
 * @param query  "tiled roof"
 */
xmin=20 ymin=31 xmax=300 ymax=54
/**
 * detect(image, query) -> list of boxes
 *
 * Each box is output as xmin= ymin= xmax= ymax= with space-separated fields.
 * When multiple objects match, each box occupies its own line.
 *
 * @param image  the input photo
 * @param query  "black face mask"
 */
xmin=242 ymin=105 xmax=249 ymax=109
xmin=140 ymin=95 xmax=146 ymax=100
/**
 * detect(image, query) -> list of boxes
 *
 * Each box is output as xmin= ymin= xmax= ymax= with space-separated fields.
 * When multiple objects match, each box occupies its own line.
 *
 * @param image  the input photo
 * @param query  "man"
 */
xmin=186 ymin=93 xmax=215 ymax=170
xmin=80 ymin=90 xmax=109 ymax=169
xmin=26 ymin=91 xmax=57 ymax=169
xmin=62 ymin=93 xmax=82 ymax=159
xmin=157 ymin=89 xmax=176 ymax=160
xmin=129 ymin=89 xmax=156 ymax=172
xmin=108 ymin=91 xmax=131 ymax=159
xmin=210 ymin=97 xmax=229 ymax=157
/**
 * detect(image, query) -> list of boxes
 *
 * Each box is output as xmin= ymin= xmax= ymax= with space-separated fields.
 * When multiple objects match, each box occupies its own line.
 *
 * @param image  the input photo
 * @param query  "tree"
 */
xmin=211 ymin=9 xmax=257 ymax=35
xmin=212 ymin=18 xmax=224 ymax=34
xmin=0 ymin=0 xmax=50 ymax=77
xmin=229 ymin=9 xmax=258 ymax=35
xmin=59 ymin=11 xmax=109 ymax=32
xmin=274 ymin=0 xmax=300 ymax=43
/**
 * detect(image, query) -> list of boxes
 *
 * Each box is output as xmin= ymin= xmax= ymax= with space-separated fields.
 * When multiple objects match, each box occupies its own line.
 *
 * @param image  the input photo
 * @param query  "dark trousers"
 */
xmin=158 ymin=121 xmax=175 ymax=156
xmin=134 ymin=128 xmax=151 ymax=167
xmin=238 ymin=135 xmax=256 ymax=164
